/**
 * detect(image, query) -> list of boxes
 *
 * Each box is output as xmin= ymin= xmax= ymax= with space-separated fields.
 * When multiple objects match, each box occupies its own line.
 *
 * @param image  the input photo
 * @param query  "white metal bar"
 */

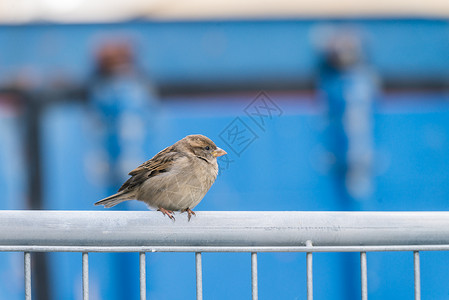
xmin=196 ymin=252 xmax=203 ymax=300
xmin=3 ymin=211 xmax=449 ymax=248
xmin=5 ymin=245 xmax=449 ymax=253
xmin=82 ymin=252 xmax=89 ymax=300
xmin=414 ymin=251 xmax=421 ymax=300
xmin=3 ymin=245 xmax=449 ymax=253
xmin=361 ymin=252 xmax=368 ymax=300
xmin=251 ymin=252 xmax=258 ymax=300
xmin=140 ymin=252 xmax=146 ymax=300
xmin=24 ymin=252 xmax=31 ymax=300
xmin=306 ymin=240 xmax=313 ymax=300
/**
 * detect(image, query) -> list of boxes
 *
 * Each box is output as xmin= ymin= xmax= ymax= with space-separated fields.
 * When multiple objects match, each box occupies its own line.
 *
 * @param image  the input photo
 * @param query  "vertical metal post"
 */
xmin=140 ymin=252 xmax=146 ymax=300
xmin=24 ymin=252 xmax=31 ymax=300
xmin=360 ymin=252 xmax=368 ymax=300
xmin=251 ymin=252 xmax=258 ymax=300
xmin=306 ymin=240 xmax=313 ymax=300
xmin=82 ymin=252 xmax=89 ymax=300
xmin=414 ymin=251 xmax=421 ymax=300
xmin=196 ymin=252 xmax=203 ymax=300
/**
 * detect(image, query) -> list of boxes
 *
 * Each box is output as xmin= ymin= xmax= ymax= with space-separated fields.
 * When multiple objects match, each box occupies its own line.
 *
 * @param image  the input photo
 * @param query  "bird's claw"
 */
xmin=158 ymin=208 xmax=175 ymax=221
xmin=182 ymin=208 xmax=196 ymax=221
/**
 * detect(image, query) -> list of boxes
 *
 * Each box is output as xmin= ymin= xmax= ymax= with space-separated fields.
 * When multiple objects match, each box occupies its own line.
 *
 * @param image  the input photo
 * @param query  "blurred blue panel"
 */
xmin=362 ymin=20 xmax=449 ymax=78
xmin=258 ymin=252 xmax=307 ymax=299
xmin=1 ymin=20 xmax=449 ymax=84
xmin=367 ymin=252 xmax=414 ymax=299
xmin=421 ymin=251 xmax=449 ymax=300
xmin=374 ymin=98 xmax=449 ymax=211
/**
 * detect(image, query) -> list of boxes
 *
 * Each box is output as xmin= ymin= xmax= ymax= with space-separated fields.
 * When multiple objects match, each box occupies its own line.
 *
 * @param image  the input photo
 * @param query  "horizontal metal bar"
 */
xmin=2 ymin=211 xmax=449 ymax=247
xmin=3 ymin=245 xmax=449 ymax=253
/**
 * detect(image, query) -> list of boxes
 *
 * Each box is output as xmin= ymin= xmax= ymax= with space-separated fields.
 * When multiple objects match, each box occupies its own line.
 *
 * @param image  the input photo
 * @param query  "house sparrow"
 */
xmin=95 ymin=134 xmax=227 ymax=220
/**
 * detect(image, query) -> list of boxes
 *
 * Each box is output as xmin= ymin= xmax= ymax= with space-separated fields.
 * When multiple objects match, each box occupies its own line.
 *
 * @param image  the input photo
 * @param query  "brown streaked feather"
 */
xmin=129 ymin=145 xmax=175 ymax=175
xmin=118 ymin=145 xmax=185 ymax=192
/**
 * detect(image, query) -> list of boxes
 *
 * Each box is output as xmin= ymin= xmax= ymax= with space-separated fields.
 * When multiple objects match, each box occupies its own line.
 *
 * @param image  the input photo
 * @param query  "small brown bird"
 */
xmin=95 ymin=134 xmax=227 ymax=220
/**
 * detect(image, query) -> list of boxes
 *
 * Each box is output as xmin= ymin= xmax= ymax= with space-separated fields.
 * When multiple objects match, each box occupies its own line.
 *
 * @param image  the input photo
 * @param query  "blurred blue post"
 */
xmin=0 ymin=94 xmax=28 ymax=300
xmin=317 ymin=29 xmax=377 ymax=300
xmin=90 ymin=41 xmax=159 ymax=191
xmin=318 ymin=30 xmax=377 ymax=207
xmin=88 ymin=40 xmax=158 ymax=300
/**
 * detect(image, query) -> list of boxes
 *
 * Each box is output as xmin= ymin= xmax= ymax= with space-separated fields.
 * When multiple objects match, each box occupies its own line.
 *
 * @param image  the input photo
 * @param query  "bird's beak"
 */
xmin=213 ymin=147 xmax=227 ymax=157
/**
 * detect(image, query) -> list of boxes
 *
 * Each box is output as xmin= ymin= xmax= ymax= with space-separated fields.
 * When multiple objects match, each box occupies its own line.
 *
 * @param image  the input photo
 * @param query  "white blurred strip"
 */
xmin=145 ymin=0 xmax=449 ymax=19
xmin=2 ymin=0 xmax=449 ymax=23
xmin=0 ymin=0 xmax=161 ymax=23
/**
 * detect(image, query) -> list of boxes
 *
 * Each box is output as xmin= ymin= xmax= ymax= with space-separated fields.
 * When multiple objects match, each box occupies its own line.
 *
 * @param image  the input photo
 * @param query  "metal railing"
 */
xmin=2 ymin=211 xmax=449 ymax=300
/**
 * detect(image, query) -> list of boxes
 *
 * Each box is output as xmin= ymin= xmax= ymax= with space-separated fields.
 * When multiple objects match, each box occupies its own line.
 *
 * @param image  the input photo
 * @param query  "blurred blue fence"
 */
xmin=1 ymin=19 xmax=449 ymax=300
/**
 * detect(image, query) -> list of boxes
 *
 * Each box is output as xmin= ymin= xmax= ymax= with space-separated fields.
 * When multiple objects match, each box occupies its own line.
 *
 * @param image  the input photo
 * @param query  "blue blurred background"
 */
xmin=1 ymin=17 xmax=449 ymax=300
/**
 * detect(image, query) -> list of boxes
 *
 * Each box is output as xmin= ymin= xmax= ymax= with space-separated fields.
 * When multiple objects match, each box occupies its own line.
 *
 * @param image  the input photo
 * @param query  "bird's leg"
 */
xmin=158 ymin=207 xmax=175 ymax=221
xmin=181 ymin=208 xmax=196 ymax=221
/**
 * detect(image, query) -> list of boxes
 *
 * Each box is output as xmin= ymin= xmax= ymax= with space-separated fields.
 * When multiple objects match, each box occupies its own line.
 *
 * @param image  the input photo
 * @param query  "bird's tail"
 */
xmin=94 ymin=191 xmax=134 ymax=208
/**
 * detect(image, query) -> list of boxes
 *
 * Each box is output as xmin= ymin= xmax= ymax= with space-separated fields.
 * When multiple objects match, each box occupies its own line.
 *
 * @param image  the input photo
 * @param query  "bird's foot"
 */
xmin=181 ymin=208 xmax=196 ymax=221
xmin=158 ymin=208 xmax=175 ymax=221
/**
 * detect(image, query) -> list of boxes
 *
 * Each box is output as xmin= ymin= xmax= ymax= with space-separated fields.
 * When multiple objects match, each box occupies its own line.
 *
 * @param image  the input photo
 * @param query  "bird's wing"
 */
xmin=118 ymin=145 xmax=183 ymax=192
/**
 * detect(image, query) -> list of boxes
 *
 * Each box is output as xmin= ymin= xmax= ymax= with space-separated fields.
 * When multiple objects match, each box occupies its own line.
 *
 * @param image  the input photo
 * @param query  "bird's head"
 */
xmin=179 ymin=134 xmax=227 ymax=163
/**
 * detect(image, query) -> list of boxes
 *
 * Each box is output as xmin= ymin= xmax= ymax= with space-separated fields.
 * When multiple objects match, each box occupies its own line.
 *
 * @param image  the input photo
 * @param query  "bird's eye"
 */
xmin=205 ymin=146 xmax=210 ymax=150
